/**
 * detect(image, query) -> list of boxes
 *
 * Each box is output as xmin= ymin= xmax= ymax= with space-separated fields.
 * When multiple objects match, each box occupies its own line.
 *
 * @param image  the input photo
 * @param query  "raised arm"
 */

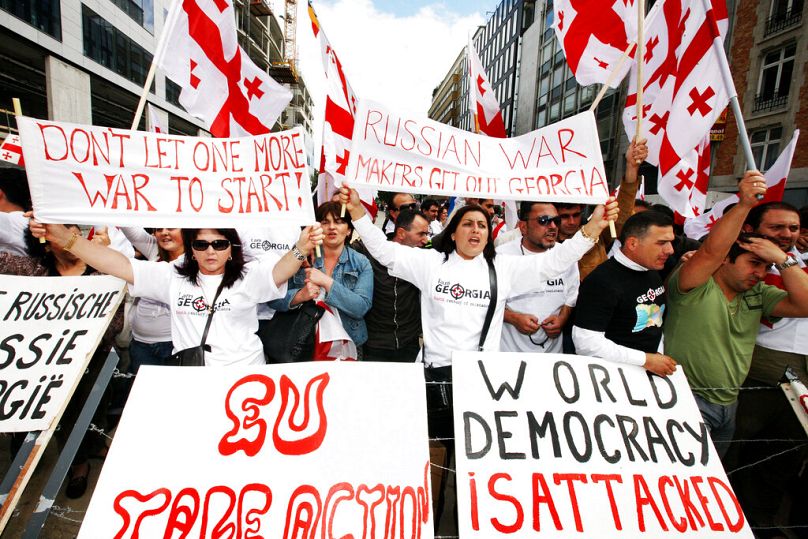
xmin=271 ymin=224 xmax=323 ymax=288
xmin=28 ymin=217 xmax=134 ymax=283
xmin=120 ymin=226 xmax=159 ymax=260
xmin=612 ymin=138 xmax=648 ymax=238
xmin=743 ymin=237 xmax=808 ymax=318
xmin=677 ymin=171 xmax=767 ymax=292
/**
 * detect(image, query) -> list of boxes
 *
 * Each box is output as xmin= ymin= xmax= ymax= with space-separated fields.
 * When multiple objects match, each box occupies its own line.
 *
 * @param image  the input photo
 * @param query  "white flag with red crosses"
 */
xmin=683 ymin=130 xmax=800 ymax=240
xmin=552 ymin=0 xmax=638 ymax=87
xmin=623 ymin=0 xmax=731 ymax=217
xmin=0 ymin=134 xmax=25 ymax=167
xmin=467 ymin=39 xmax=506 ymax=137
xmin=309 ymin=1 xmax=377 ymax=217
xmin=157 ymin=0 xmax=291 ymax=137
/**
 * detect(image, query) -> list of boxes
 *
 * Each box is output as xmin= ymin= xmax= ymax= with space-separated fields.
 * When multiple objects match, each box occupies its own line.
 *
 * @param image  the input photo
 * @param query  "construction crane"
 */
xmin=249 ymin=0 xmax=297 ymax=85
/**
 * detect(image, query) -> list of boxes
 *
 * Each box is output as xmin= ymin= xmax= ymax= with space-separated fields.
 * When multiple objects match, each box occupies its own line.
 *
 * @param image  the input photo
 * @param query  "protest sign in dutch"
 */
xmin=0 ymin=275 xmax=124 ymax=433
xmin=453 ymin=352 xmax=753 ymax=538
xmin=345 ymin=100 xmax=610 ymax=203
xmin=80 ymin=363 xmax=433 ymax=538
xmin=16 ymin=116 xmax=315 ymax=227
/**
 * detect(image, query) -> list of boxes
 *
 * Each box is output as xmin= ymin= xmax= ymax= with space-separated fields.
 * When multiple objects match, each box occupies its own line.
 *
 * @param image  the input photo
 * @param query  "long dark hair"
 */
xmin=435 ymin=204 xmax=496 ymax=262
xmin=175 ymin=228 xmax=245 ymax=288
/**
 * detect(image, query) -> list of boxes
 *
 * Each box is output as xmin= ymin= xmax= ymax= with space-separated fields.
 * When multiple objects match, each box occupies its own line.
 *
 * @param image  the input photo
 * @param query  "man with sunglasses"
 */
xmin=498 ymin=202 xmax=578 ymax=353
xmin=665 ymin=173 xmax=808 ymax=459
xmin=382 ymin=193 xmax=418 ymax=236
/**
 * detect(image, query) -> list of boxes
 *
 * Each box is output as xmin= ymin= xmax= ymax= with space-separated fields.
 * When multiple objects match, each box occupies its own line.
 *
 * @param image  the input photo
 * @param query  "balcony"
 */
xmin=752 ymin=92 xmax=789 ymax=113
xmin=765 ymin=9 xmax=802 ymax=36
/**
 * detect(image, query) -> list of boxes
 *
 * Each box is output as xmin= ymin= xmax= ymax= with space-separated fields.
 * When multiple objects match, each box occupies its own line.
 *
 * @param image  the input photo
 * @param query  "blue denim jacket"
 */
xmin=269 ymin=246 xmax=373 ymax=345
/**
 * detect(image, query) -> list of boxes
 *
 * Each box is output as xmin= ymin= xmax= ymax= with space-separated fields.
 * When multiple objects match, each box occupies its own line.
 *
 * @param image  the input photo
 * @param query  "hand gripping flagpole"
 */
xmin=699 ymin=0 xmax=761 ymax=199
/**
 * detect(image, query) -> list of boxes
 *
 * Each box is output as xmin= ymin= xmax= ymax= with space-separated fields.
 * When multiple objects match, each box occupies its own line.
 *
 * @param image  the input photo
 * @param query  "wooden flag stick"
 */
xmin=634 ymin=0 xmax=646 ymax=141
xmin=589 ymin=42 xmax=636 ymax=111
xmin=12 ymin=98 xmax=45 ymax=244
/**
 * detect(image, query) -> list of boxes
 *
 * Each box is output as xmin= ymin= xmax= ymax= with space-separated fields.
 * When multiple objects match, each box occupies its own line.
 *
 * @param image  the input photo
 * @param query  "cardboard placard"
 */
xmin=17 ymin=116 xmax=315 ymax=227
xmin=345 ymin=100 xmax=609 ymax=204
xmin=80 ymin=363 xmax=433 ymax=538
xmin=453 ymin=352 xmax=753 ymax=537
xmin=0 ymin=275 xmax=124 ymax=432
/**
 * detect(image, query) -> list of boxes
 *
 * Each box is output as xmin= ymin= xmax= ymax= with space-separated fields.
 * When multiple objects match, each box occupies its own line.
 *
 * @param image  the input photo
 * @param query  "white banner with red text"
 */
xmin=345 ymin=100 xmax=609 ymax=203
xmin=17 ymin=116 xmax=315 ymax=227
xmin=0 ymin=275 xmax=125 ymax=432
xmin=79 ymin=362 xmax=433 ymax=538
xmin=453 ymin=352 xmax=753 ymax=538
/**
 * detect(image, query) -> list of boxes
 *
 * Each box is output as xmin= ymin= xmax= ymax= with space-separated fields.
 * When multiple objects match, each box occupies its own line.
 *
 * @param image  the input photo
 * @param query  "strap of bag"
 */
xmin=478 ymin=257 xmax=498 ymax=351
xmin=200 ymin=281 xmax=225 ymax=349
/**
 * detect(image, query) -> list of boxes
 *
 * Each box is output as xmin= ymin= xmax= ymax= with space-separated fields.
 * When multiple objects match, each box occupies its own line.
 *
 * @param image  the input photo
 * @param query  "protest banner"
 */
xmin=16 ymin=116 xmax=315 ymax=228
xmin=0 ymin=275 xmax=124 ymax=433
xmin=345 ymin=100 xmax=609 ymax=204
xmin=79 ymin=362 xmax=433 ymax=538
xmin=453 ymin=352 xmax=753 ymax=538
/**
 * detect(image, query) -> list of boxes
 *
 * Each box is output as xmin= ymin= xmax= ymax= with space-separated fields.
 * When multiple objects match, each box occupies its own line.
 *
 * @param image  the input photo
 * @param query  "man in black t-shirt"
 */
xmin=573 ymin=211 xmax=678 ymax=376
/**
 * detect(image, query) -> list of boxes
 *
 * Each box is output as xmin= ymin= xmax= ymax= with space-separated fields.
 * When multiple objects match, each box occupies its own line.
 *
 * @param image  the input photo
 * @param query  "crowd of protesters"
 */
xmin=2 ymin=134 xmax=808 ymax=537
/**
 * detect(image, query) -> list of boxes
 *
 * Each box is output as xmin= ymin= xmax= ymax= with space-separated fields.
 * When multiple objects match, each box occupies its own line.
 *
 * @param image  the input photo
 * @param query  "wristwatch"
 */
xmin=774 ymin=256 xmax=798 ymax=272
xmin=291 ymin=245 xmax=306 ymax=261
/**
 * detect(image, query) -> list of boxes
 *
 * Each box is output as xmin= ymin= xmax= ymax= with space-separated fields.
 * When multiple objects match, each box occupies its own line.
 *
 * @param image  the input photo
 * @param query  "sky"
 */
xmin=290 ymin=0 xmax=495 ymax=114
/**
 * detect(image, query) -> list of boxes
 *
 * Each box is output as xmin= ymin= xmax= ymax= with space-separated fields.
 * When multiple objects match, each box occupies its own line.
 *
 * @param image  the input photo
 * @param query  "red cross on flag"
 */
xmin=0 ymin=134 xmax=24 ymax=167
xmin=467 ymin=39 xmax=506 ymax=137
xmin=156 ymin=0 xmax=292 ymax=137
xmin=683 ymin=130 xmax=800 ymax=240
xmin=309 ymin=1 xmax=377 ymax=217
xmin=622 ymin=0 xmax=731 ymax=217
xmin=552 ymin=0 xmax=638 ymax=87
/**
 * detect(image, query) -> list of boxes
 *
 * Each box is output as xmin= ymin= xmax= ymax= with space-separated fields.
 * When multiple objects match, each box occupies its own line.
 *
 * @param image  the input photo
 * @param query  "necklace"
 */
xmin=727 ymin=297 xmax=740 ymax=317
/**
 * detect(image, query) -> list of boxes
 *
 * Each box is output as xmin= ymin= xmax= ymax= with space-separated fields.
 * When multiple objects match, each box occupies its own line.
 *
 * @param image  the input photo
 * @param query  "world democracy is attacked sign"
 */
xmin=16 ymin=116 xmax=315 ymax=228
xmin=453 ymin=352 xmax=753 ymax=538
xmin=345 ymin=100 xmax=610 ymax=204
xmin=0 ymin=275 xmax=124 ymax=432
xmin=80 ymin=363 xmax=433 ymax=538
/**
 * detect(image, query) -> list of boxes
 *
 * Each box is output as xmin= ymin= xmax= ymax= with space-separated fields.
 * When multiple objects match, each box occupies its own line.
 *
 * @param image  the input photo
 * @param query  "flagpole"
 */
xmin=698 ymin=0 xmax=761 ymax=198
xmin=634 ymin=0 xmax=645 ymax=141
xmin=589 ymin=42 xmax=635 ymax=111
xmin=130 ymin=0 xmax=181 ymax=131
xmin=12 ymin=98 xmax=45 ymax=243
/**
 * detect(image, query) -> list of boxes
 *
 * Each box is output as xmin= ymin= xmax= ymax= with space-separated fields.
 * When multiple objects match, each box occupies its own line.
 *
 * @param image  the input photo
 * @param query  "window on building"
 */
xmin=755 ymin=44 xmax=795 ymax=112
xmin=767 ymin=0 xmax=803 ymax=35
xmin=1 ymin=0 xmax=61 ymax=39
xmin=109 ymin=0 xmax=154 ymax=33
xmin=750 ymin=126 xmax=782 ymax=170
xmin=82 ymin=6 xmax=154 ymax=87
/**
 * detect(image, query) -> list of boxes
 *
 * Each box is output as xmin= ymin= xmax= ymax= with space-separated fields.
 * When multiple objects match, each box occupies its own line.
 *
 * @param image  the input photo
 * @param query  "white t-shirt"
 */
xmin=238 ymin=225 xmax=300 ymax=320
xmin=429 ymin=220 xmax=443 ymax=238
xmin=497 ymin=239 xmax=579 ymax=353
xmin=756 ymin=248 xmax=808 ymax=354
xmin=129 ymin=256 xmax=286 ymax=366
xmin=354 ymin=214 xmax=595 ymax=367
xmin=0 ymin=211 xmax=28 ymax=256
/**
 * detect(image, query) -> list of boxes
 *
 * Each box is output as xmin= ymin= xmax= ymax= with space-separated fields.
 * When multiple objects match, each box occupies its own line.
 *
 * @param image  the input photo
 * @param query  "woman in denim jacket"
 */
xmin=269 ymin=201 xmax=373 ymax=352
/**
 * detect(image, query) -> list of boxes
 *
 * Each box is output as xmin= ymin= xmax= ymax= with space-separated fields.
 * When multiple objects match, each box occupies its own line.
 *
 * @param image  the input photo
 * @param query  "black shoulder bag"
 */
xmin=168 ymin=283 xmax=224 ymax=367
xmin=260 ymin=301 xmax=326 ymax=363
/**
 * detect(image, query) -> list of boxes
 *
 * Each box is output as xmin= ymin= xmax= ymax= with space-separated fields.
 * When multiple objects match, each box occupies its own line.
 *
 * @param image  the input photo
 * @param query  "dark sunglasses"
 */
xmin=533 ymin=215 xmax=562 ymax=226
xmin=396 ymin=203 xmax=418 ymax=211
xmin=191 ymin=239 xmax=235 ymax=251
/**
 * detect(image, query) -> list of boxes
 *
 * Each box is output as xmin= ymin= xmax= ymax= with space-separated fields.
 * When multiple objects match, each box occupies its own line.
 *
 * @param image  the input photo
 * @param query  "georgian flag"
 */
xmin=683 ymin=130 xmax=800 ymax=240
xmin=552 ymin=0 xmax=638 ymax=87
xmin=157 ymin=0 xmax=292 ymax=137
xmin=309 ymin=1 xmax=377 ymax=217
xmin=146 ymin=103 xmax=166 ymax=133
xmin=0 ymin=134 xmax=24 ymax=167
xmin=623 ymin=0 xmax=731 ymax=217
xmin=467 ymin=39 xmax=506 ymax=137
xmin=313 ymin=302 xmax=357 ymax=361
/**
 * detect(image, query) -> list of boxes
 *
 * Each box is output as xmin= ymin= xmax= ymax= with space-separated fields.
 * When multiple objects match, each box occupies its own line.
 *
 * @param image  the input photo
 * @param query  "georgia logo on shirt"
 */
xmin=435 ymin=279 xmax=491 ymax=300
xmin=250 ymin=239 xmax=292 ymax=252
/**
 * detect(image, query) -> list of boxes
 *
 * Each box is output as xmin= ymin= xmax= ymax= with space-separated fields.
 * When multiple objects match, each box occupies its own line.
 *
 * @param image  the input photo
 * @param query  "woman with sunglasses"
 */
xmin=29 ymin=221 xmax=323 ymax=367
xmin=120 ymin=227 xmax=185 ymax=372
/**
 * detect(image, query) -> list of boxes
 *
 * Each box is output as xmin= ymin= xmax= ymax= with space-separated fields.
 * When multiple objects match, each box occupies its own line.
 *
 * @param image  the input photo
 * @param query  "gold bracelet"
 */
xmin=62 ymin=232 xmax=81 ymax=252
xmin=579 ymin=226 xmax=600 ymax=244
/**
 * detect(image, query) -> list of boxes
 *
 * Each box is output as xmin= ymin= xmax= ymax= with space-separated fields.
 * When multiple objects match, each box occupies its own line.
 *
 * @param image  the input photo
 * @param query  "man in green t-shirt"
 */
xmin=665 ymin=172 xmax=808 ymax=458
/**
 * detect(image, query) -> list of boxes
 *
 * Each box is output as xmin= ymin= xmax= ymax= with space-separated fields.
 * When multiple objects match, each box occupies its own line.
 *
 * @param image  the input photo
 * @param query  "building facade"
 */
xmin=0 ymin=0 xmax=312 ymax=146
xmin=427 ymin=48 xmax=466 ymax=128
xmin=714 ymin=0 xmax=807 ymax=207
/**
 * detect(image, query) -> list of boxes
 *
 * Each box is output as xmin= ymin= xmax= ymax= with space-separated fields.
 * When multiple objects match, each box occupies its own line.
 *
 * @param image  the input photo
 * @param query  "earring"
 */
xmin=228 ymin=255 xmax=232 ymax=260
